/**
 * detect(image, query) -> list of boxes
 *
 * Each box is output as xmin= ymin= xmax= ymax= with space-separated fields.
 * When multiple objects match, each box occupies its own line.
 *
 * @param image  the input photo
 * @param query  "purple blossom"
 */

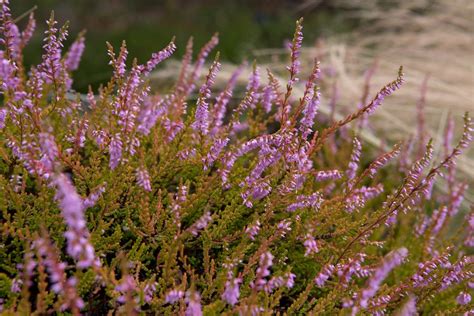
xmin=39 ymin=13 xmax=67 ymax=85
xmin=440 ymin=256 xmax=473 ymax=290
xmin=356 ymin=248 xmax=408 ymax=310
xmin=0 ymin=52 xmax=19 ymax=91
xmin=165 ymin=289 xmax=184 ymax=304
xmin=188 ymin=33 xmax=219 ymax=93
xmin=107 ymin=40 xmax=128 ymax=78
xmin=314 ymin=169 xmax=342 ymax=182
xmin=65 ymin=35 xmax=85 ymax=71
xmin=261 ymin=85 xmax=275 ymax=113
xmin=398 ymin=295 xmax=417 ymax=316
xmin=163 ymin=118 xmax=184 ymax=142
xmin=299 ymin=61 xmax=321 ymax=137
xmin=365 ymin=67 xmax=404 ymax=116
xmin=192 ymin=56 xmax=221 ymax=135
xmin=142 ymin=40 xmax=176 ymax=75
xmin=411 ymin=252 xmax=450 ymax=288
xmin=20 ymin=12 xmax=36 ymax=47
xmin=347 ymin=137 xmax=361 ymax=182
xmin=189 ymin=211 xmax=212 ymax=236
xmin=115 ymin=275 xmax=137 ymax=304
xmin=285 ymin=272 xmax=296 ymax=288
xmin=92 ymin=129 xmax=108 ymax=149
xmin=287 ymin=192 xmax=323 ymax=212
xmin=211 ymin=63 xmax=245 ymax=135
xmin=251 ymin=252 xmax=274 ymax=291
xmin=303 ymin=234 xmax=319 ymax=256
xmin=286 ymin=18 xmax=303 ymax=85
xmin=203 ymin=137 xmax=229 ymax=170
xmin=345 ymin=184 xmax=384 ymax=213
xmin=143 ymin=282 xmax=157 ymax=303
xmin=38 ymin=132 xmax=58 ymax=174
xmin=241 ymin=180 xmax=272 ymax=208
xmin=315 ymin=264 xmax=335 ymax=287
xmin=83 ymin=182 xmax=106 ymax=208
xmin=137 ymin=98 xmax=166 ymax=135
xmin=136 ymin=166 xmax=152 ymax=192
xmin=10 ymin=278 xmax=22 ymax=293
xmin=185 ymin=290 xmax=202 ymax=316
xmin=0 ymin=108 xmax=7 ymax=129
xmin=300 ymin=87 xmax=320 ymax=138
xmin=365 ymin=145 xmax=401 ymax=178
xmin=457 ymin=292 xmax=471 ymax=305
xmin=245 ymin=220 xmax=261 ymax=240
xmin=34 ymin=237 xmax=85 ymax=311
xmin=54 ymin=174 xmax=99 ymax=269
xmin=222 ymin=277 xmax=242 ymax=306
xmin=277 ymin=219 xmax=292 ymax=237
xmin=109 ymin=134 xmax=122 ymax=169
xmin=337 ymin=253 xmax=369 ymax=286
xmin=465 ymin=212 xmax=474 ymax=247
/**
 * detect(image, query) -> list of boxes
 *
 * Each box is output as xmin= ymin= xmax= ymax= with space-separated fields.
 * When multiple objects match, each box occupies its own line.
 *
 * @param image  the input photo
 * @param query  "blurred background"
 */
xmin=10 ymin=0 xmax=474 ymax=188
xmin=12 ymin=0 xmax=358 ymax=91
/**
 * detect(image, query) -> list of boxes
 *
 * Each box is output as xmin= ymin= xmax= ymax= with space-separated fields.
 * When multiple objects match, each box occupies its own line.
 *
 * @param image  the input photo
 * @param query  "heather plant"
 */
xmin=0 ymin=2 xmax=473 ymax=315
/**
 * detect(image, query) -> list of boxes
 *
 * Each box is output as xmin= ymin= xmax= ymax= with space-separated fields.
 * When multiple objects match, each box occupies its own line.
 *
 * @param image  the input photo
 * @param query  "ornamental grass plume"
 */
xmin=0 ymin=2 xmax=472 ymax=315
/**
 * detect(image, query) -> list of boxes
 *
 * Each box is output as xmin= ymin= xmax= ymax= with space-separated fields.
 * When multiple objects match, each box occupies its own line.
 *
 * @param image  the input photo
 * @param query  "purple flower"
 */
xmin=285 ymin=272 xmax=296 ymax=288
xmin=189 ymin=212 xmax=212 ymax=236
xmin=251 ymin=252 xmax=274 ymax=291
xmin=337 ymin=253 xmax=369 ymax=286
xmin=303 ymin=234 xmax=319 ymax=256
xmin=222 ymin=277 xmax=242 ymax=306
xmin=245 ymin=220 xmax=261 ymax=240
xmin=188 ymin=33 xmax=219 ymax=93
xmin=315 ymin=264 xmax=335 ymax=288
xmin=143 ymin=282 xmax=157 ymax=303
xmin=440 ymin=256 xmax=473 ymax=290
xmin=211 ymin=63 xmax=245 ymax=135
xmin=34 ymin=237 xmax=85 ymax=311
xmin=136 ymin=166 xmax=152 ymax=192
xmin=410 ymin=252 xmax=450 ymax=288
xmin=65 ymin=35 xmax=85 ymax=71
xmin=203 ymin=137 xmax=229 ymax=170
xmin=346 ymin=137 xmax=361 ymax=182
xmin=260 ymin=84 xmax=276 ymax=113
xmin=286 ymin=18 xmax=303 ymax=86
xmin=109 ymin=134 xmax=122 ymax=170
xmin=20 ymin=12 xmax=36 ymax=47
xmin=398 ymin=295 xmax=417 ymax=316
xmin=192 ymin=55 xmax=220 ymax=135
xmin=115 ymin=275 xmax=137 ymax=304
xmin=54 ymin=174 xmax=99 ymax=269
xmin=299 ymin=86 xmax=320 ymax=138
xmin=356 ymin=248 xmax=408 ymax=310
xmin=185 ymin=290 xmax=202 ymax=316
xmin=83 ymin=182 xmax=106 ymax=208
xmin=107 ymin=40 xmax=128 ymax=78
xmin=345 ymin=184 xmax=384 ymax=213
xmin=10 ymin=278 xmax=22 ymax=293
xmin=287 ymin=192 xmax=323 ymax=212
xmin=38 ymin=13 xmax=68 ymax=85
xmin=165 ymin=289 xmax=184 ymax=304
xmin=142 ymin=40 xmax=176 ymax=75
xmin=314 ymin=169 xmax=342 ymax=182
xmin=0 ymin=108 xmax=7 ymax=129
xmin=365 ymin=67 xmax=404 ymax=115
xmin=457 ymin=292 xmax=471 ymax=305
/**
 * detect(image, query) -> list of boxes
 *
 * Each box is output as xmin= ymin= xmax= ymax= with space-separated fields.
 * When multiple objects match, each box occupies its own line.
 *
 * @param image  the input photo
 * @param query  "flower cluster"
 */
xmin=0 ymin=2 xmax=471 ymax=315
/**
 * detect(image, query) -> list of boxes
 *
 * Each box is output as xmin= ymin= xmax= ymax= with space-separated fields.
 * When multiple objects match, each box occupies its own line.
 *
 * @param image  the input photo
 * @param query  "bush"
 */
xmin=0 ymin=2 xmax=472 ymax=315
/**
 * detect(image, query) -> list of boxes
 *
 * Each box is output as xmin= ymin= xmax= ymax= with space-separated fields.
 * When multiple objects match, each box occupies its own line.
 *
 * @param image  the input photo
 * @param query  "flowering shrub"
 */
xmin=0 ymin=2 xmax=473 ymax=315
